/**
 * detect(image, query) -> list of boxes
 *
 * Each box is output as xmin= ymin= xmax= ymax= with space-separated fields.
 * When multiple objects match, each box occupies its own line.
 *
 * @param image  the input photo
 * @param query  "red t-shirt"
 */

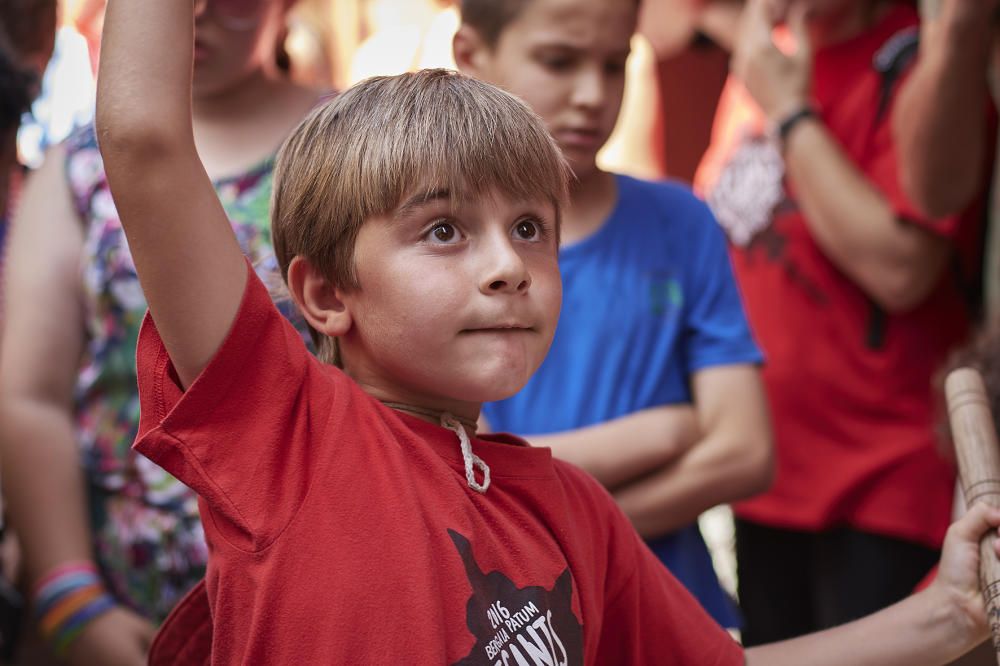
xmin=134 ymin=262 xmax=744 ymax=665
xmin=695 ymin=4 xmax=990 ymax=547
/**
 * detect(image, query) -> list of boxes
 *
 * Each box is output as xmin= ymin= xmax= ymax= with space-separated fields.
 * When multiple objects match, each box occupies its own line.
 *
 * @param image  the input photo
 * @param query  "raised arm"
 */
xmin=612 ymin=364 xmax=773 ymax=535
xmin=96 ymin=0 xmax=247 ymax=388
xmin=734 ymin=0 xmax=953 ymax=313
xmin=893 ymin=0 xmax=995 ymax=219
xmin=526 ymin=405 xmax=702 ymax=489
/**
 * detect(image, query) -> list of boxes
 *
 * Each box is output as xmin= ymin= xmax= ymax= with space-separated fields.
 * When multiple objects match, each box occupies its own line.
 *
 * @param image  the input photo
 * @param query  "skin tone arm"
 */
xmin=745 ymin=503 xmax=1000 ymax=665
xmin=527 ymin=405 xmax=702 ymax=490
xmin=97 ymin=0 xmax=248 ymax=388
xmin=613 ymin=364 xmax=773 ymax=536
xmin=734 ymin=0 xmax=953 ymax=313
xmin=0 ymin=148 xmax=154 ymax=666
xmin=893 ymin=0 xmax=996 ymax=219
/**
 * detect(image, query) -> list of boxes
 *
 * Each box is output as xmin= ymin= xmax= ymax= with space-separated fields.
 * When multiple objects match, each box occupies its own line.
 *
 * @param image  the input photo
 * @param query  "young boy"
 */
xmin=97 ymin=0 xmax=1000 ymax=663
xmin=454 ymin=0 xmax=771 ymax=628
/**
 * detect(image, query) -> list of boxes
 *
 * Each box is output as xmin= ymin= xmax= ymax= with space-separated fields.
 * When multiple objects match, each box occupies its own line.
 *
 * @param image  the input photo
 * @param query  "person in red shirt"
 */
xmin=97 ymin=0 xmax=1000 ymax=663
xmin=696 ymin=0 xmax=995 ymax=646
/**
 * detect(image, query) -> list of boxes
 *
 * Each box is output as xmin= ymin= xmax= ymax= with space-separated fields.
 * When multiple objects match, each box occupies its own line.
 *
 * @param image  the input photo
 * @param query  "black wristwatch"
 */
xmin=775 ymin=106 xmax=818 ymax=147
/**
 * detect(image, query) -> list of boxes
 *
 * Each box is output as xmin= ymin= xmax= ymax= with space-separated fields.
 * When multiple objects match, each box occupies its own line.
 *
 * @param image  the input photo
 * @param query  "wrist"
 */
xmin=924 ymin=579 xmax=990 ymax=661
xmin=771 ymin=104 xmax=819 ymax=153
xmin=34 ymin=561 xmax=116 ymax=657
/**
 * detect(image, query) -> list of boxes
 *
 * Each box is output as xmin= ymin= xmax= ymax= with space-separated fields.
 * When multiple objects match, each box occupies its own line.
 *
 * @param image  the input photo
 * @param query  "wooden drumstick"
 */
xmin=946 ymin=367 xmax=1000 ymax=662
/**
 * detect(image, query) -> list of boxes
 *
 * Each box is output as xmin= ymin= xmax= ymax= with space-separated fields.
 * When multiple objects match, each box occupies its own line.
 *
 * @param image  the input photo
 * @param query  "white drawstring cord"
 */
xmin=441 ymin=412 xmax=490 ymax=494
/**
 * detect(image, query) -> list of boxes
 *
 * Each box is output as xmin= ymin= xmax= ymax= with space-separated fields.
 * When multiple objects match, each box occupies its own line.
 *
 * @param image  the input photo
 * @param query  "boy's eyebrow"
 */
xmin=394 ymin=188 xmax=452 ymax=219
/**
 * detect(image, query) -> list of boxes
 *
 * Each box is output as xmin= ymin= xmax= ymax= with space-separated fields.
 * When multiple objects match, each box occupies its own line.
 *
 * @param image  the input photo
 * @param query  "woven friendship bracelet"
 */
xmin=34 ymin=571 xmax=101 ymax=619
xmin=52 ymin=594 xmax=116 ymax=656
xmin=33 ymin=562 xmax=97 ymax=601
xmin=34 ymin=562 xmax=115 ymax=657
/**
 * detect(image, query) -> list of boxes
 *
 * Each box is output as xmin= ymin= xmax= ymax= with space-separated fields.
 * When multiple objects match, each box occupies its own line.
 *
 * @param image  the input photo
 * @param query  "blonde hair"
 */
xmin=271 ymin=68 xmax=570 ymax=365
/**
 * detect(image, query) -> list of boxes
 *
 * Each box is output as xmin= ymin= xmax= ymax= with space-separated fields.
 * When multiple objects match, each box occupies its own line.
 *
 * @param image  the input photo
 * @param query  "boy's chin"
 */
xmin=440 ymin=371 xmax=534 ymax=405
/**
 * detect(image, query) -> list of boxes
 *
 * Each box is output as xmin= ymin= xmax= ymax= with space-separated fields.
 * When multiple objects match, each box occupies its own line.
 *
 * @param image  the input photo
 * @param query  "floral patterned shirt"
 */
xmin=65 ymin=126 xmax=307 ymax=621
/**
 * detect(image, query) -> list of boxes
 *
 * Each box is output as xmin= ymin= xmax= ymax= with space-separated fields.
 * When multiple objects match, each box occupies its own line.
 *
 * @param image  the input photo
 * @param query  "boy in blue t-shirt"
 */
xmin=455 ymin=0 xmax=772 ymax=626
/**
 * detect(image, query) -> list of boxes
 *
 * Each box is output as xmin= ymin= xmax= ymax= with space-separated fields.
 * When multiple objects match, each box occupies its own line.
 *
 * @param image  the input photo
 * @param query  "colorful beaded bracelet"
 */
xmin=34 ymin=561 xmax=115 ymax=656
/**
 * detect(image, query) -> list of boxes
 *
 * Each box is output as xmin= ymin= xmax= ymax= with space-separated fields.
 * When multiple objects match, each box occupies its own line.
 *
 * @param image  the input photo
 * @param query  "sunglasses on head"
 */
xmin=193 ymin=0 xmax=266 ymax=31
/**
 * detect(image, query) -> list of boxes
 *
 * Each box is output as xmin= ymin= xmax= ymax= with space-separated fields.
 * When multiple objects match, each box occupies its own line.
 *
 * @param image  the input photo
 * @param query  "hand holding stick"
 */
xmin=946 ymin=367 xmax=1000 ymax=663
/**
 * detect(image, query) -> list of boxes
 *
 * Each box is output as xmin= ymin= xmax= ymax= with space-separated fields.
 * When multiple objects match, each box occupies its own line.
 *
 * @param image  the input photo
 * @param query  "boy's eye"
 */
xmin=606 ymin=59 xmax=628 ymax=75
xmin=536 ymin=52 xmax=576 ymax=72
xmin=428 ymin=222 xmax=460 ymax=244
xmin=543 ymin=58 xmax=572 ymax=71
xmin=514 ymin=219 xmax=541 ymax=241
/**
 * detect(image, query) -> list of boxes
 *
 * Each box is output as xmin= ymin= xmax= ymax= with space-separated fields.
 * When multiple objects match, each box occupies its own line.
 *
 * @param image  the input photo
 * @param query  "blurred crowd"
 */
xmin=0 ymin=0 xmax=996 ymax=663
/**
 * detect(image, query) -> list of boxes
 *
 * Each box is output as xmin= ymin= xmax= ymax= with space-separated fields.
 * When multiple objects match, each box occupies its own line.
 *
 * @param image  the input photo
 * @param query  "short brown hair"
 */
xmin=459 ymin=0 xmax=529 ymax=46
xmin=271 ymin=69 xmax=570 ymax=365
xmin=460 ymin=0 xmax=640 ymax=46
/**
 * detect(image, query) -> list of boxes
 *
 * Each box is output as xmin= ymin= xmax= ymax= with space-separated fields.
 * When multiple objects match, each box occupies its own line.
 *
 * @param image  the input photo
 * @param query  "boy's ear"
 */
xmin=286 ymin=256 xmax=352 ymax=339
xmin=453 ymin=24 xmax=492 ymax=76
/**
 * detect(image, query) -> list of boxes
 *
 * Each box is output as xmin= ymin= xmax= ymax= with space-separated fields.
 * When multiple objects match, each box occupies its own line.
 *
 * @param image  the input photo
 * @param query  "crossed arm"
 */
xmin=525 ymin=364 xmax=772 ymax=537
xmin=96 ymin=0 xmax=246 ymax=389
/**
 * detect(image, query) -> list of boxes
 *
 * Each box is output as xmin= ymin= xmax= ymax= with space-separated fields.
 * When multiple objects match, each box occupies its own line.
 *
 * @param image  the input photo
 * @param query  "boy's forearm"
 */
xmin=613 ymin=364 xmax=771 ymax=536
xmin=745 ymin=586 xmax=980 ymax=666
xmin=97 ymin=0 xmax=195 ymax=148
xmin=529 ymin=405 xmax=700 ymax=489
xmin=612 ymin=422 xmax=772 ymax=535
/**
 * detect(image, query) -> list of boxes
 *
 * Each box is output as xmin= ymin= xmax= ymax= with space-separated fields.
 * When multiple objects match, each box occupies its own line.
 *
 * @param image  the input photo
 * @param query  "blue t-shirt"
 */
xmin=484 ymin=174 xmax=762 ymax=627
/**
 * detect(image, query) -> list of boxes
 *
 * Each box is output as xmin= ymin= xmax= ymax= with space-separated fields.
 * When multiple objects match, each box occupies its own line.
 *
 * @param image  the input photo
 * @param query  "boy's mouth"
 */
xmin=557 ymin=127 xmax=603 ymax=150
xmin=461 ymin=324 xmax=534 ymax=333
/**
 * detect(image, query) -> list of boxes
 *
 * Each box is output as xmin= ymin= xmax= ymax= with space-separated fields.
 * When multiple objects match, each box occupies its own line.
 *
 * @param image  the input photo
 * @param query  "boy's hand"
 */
xmin=732 ymin=0 xmax=812 ymax=123
xmin=931 ymin=502 xmax=1000 ymax=644
xmin=65 ymin=605 xmax=155 ymax=666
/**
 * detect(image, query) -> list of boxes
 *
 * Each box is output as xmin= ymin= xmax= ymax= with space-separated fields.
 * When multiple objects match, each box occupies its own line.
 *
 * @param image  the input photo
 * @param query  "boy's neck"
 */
xmin=561 ymin=168 xmax=618 ymax=246
xmin=348 ymin=374 xmax=483 ymax=430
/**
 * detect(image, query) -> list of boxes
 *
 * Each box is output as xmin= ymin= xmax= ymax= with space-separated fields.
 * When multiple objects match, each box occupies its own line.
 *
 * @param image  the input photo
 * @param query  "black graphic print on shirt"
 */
xmin=449 ymin=529 xmax=583 ymax=666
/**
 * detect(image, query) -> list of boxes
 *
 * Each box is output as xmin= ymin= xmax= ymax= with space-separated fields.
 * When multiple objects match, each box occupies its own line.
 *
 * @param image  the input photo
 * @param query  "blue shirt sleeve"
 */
xmin=682 ymin=204 xmax=763 ymax=374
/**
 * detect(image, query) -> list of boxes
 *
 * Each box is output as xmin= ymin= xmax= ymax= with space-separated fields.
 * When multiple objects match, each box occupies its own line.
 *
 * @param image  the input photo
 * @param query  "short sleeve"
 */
xmin=134 ymin=259 xmax=337 ymax=551
xmin=684 ymin=205 xmax=763 ymax=374
xmin=596 ymin=508 xmax=745 ymax=665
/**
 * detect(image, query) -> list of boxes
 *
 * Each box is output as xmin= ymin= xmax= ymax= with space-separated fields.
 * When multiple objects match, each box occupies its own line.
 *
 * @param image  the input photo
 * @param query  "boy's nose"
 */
xmin=480 ymin=240 xmax=531 ymax=295
xmin=572 ymin=67 xmax=606 ymax=110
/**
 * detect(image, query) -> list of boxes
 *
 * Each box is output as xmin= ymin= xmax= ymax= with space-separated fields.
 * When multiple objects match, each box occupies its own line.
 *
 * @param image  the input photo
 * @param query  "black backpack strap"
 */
xmin=872 ymin=25 xmax=920 ymax=124
xmin=864 ymin=25 xmax=921 ymax=350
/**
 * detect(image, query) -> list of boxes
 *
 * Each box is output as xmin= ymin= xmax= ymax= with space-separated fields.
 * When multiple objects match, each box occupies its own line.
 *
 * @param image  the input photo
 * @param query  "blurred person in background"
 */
xmin=1 ymin=0 xmax=57 ymax=304
xmin=0 ymin=2 xmax=57 ymax=662
xmin=0 ymin=0 xmax=319 ymax=662
xmin=696 ymin=0 xmax=994 ymax=645
xmin=455 ymin=0 xmax=773 ymax=630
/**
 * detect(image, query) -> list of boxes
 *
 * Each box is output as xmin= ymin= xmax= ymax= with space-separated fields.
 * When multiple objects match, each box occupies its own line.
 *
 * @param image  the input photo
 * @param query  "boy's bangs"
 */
xmin=354 ymin=69 xmax=570 ymax=221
